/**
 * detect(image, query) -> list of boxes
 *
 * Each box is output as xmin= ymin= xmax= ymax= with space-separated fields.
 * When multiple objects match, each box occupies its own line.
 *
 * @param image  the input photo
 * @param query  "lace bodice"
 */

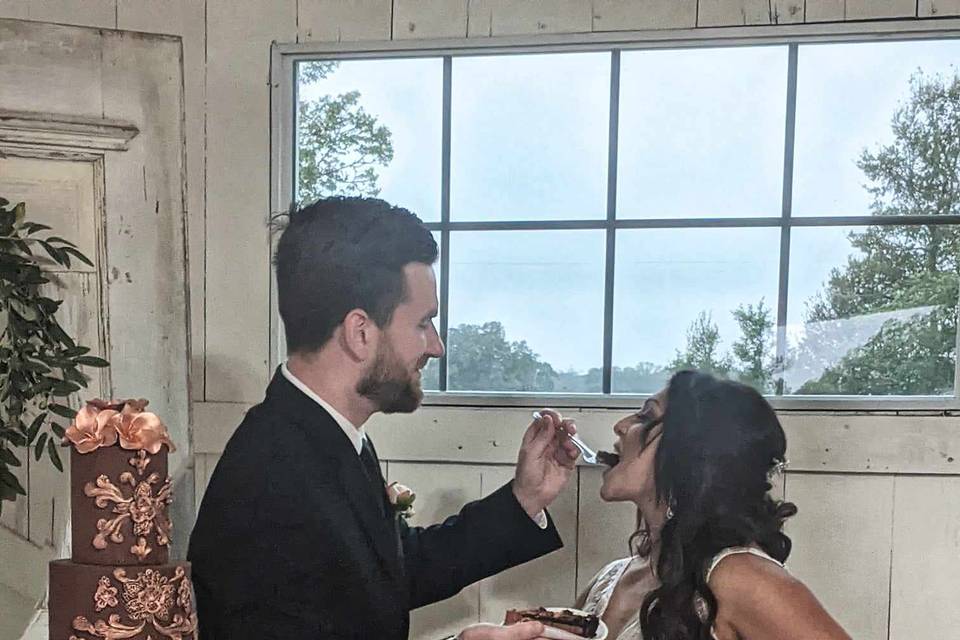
xmin=579 ymin=547 xmax=785 ymax=640
xmin=581 ymin=558 xmax=642 ymax=640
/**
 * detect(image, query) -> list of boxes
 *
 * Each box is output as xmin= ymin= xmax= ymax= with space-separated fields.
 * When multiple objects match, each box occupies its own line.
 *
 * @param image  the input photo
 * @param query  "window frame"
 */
xmin=270 ymin=19 xmax=960 ymax=411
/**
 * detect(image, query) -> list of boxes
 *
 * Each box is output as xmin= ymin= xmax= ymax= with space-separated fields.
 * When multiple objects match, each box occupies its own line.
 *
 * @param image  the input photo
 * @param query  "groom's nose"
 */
xmin=426 ymin=322 xmax=445 ymax=358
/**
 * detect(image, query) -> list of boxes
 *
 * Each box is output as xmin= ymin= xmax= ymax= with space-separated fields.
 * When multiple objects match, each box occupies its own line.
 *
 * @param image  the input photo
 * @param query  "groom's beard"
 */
xmin=357 ymin=339 xmax=423 ymax=414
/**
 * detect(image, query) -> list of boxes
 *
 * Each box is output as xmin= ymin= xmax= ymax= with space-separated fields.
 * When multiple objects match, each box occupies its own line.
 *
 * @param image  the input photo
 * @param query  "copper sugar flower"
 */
xmin=64 ymin=398 xmax=175 ymax=454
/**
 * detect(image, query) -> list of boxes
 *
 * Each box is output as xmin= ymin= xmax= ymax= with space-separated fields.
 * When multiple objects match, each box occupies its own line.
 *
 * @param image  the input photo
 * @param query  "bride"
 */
xmin=573 ymin=370 xmax=850 ymax=640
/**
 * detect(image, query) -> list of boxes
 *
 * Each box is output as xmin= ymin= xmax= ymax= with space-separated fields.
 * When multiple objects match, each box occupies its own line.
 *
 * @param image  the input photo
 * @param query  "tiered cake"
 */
xmin=49 ymin=399 xmax=197 ymax=640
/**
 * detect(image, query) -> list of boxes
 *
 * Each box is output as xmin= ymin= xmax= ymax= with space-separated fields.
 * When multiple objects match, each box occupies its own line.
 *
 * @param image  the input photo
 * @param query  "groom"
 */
xmin=188 ymin=197 xmax=579 ymax=640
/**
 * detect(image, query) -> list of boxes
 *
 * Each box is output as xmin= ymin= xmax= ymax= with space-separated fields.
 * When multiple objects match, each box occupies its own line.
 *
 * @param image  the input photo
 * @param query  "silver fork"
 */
xmin=532 ymin=411 xmax=600 ymax=465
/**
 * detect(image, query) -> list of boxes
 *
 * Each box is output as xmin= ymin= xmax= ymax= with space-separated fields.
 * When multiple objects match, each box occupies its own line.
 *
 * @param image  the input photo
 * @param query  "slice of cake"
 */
xmin=505 ymin=607 xmax=600 ymax=638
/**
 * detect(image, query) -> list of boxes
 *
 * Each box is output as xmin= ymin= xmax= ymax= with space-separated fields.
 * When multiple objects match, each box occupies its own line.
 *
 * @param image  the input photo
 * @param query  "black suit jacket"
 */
xmin=188 ymin=369 xmax=563 ymax=639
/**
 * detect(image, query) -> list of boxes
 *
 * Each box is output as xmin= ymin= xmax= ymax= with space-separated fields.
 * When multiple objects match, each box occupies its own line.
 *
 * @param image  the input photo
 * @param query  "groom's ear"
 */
xmin=340 ymin=308 xmax=378 ymax=362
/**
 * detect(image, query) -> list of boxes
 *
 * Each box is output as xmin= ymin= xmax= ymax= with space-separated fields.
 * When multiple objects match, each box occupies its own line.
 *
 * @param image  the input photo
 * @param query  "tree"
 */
xmin=297 ymin=61 xmax=394 ymax=202
xmin=422 ymin=322 xmax=557 ymax=392
xmin=669 ymin=311 xmax=732 ymax=378
xmin=795 ymin=70 xmax=960 ymax=395
xmin=554 ymin=362 xmax=669 ymax=394
xmin=730 ymin=299 xmax=776 ymax=393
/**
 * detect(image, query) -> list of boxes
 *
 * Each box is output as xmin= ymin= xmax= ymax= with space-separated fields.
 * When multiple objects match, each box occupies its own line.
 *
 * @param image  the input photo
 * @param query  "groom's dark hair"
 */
xmin=273 ymin=196 xmax=438 ymax=354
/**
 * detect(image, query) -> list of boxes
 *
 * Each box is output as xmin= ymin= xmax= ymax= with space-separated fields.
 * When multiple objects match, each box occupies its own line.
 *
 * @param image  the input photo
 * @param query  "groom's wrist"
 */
xmin=510 ymin=480 xmax=544 ymax=519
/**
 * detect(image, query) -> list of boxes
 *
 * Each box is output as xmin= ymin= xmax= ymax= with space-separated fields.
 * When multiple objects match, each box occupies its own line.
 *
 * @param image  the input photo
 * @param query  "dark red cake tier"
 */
xmin=49 ymin=559 xmax=196 ymax=640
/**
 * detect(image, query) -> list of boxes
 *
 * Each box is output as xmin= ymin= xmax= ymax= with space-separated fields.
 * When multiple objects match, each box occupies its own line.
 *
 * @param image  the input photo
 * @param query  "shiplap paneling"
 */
xmin=888 ymin=476 xmax=960 ymax=638
xmin=591 ymin=0 xmax=697 ymax=30
xmin=467 ymin=0 xmax=593 ymax=37
xmin=393 ymin=0 xmax=468 ymax=39
xmin=0 ymin=525 xmax=55 ymax=601
xmin=0 ymin=445 xmax=28 ymax=537
xmin=116 ymin=0 xmax=208 ymax=403
xmin=204 ymin=0 xmax=296 ymax=402
xmin=804 ymin=0 xmax=846 ymax=22
xmin=845 ymin=0 xmax=917 ymax=20
xmin=785 ymin=473 xmax=895 ymax=640
xmin=8 ymin=0 xmax=116 ymax=28
xmin=193 ymin=401 xmax=250 ymax=453
xmin=920 ymin=0 xmax=960 ymax=16
xmin=396 ymin=462 xmax=484 ymax=640
xmin=297 ymin=0 xmax=392 ymax=42
xmin=772 ymin=0 xmax=805 ymax=23
xmin=478 ymin=465 xmax=578 ymax=623
xmin=697 ymin=0 xmax=773 ymax=26
xmin=575 ymin=466 xmax=637 ymax=595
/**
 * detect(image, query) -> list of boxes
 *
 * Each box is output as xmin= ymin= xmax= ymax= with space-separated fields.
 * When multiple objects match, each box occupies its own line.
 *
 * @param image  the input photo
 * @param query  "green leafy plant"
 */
xmin=0 ymin=197 xmax=108 ymax=516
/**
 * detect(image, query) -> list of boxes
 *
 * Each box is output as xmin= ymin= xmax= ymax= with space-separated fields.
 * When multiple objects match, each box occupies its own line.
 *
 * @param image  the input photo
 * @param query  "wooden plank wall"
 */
xmin=3 ymin=2 xmax=960 ymax=639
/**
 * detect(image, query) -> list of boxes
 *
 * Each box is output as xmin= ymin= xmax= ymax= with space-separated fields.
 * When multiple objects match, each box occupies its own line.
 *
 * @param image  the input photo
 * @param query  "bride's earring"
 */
xmin=665 ymin=496 xmax=676 ymax=521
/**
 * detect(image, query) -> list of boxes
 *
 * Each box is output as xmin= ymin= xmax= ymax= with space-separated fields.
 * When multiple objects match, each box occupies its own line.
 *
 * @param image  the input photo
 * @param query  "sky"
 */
xmin=297 ymin=39 xmax=960 ymax=382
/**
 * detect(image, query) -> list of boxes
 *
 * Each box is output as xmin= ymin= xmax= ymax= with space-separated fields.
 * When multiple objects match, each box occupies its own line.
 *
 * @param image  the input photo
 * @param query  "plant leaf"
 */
xmin=75 ymin=356 xmax=109 ymax=368
xmin=34 ymin=433 xmax=47 ymax=461
xmin=0 ymin=448 xmax=21 ymax=467
xmin=0 ymin=467 xmax=26 ymax=495
xmin=26 ymin=413 xmax=46 ymax=444
xmin=47 ymin=439 xmax=63 ymax=472
xmin=9 ymin=299 xmax=37 ymax=322
xmin=45 ymin=236 xmax=77 ymax=248
xmin=5 ymin=432 xmax=26 ymax=447
xmin=63 ymin=247 xmax=94 ymax=268
xmin=48 ymin=403 xmax=76 ymax=419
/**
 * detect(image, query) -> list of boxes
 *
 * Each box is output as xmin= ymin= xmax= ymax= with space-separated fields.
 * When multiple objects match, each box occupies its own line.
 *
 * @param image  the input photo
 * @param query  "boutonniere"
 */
xmin=386 ymin=481 xmax=416 ymax=519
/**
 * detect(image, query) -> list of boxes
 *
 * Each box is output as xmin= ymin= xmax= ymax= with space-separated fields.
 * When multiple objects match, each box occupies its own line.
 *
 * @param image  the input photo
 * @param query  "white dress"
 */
xmin=580 ymin=547 xmax=785 ymax=640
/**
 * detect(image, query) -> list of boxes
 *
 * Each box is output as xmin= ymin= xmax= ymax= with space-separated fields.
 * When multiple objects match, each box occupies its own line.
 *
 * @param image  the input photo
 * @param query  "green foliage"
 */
xmin=297 ymin=61 xmax=394 ymax=202
xmin=669 ymin=311 xmax=733 ymax=379
xmin=445 ymin=322 xmax=557 ymax=392
xmin=0 ymin=198 xmax=108 ymax=515
xmin=796 ymin=70 xmax=960 ymax=395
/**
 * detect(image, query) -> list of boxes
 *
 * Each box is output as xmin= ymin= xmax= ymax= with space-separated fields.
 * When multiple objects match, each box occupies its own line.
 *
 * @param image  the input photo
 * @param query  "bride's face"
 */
xmin=599 ymin=389 xmax=667 ymax=504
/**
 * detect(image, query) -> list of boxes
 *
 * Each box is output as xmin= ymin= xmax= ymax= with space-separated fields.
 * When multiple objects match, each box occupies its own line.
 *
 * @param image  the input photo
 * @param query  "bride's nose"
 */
xmin=613 ymin=418 xmax=629 ymax=437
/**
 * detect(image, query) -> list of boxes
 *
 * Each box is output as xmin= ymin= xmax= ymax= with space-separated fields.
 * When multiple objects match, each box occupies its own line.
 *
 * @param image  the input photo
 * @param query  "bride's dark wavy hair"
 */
xmin=635 ymin=370 xmax=797 ymax=640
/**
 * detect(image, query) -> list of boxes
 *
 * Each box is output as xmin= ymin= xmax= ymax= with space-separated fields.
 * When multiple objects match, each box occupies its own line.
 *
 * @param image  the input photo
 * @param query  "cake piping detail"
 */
xmin=94 ymin=577 xmax=119 ymax=612
xmin=83 ymin=466 xmax=172 ymax=558
xmin=72 ymin=568 xmax=197 ymax=639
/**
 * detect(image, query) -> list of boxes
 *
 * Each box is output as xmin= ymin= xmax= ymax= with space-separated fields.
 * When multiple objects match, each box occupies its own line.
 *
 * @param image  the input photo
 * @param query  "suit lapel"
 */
xmin=265 ymin=368 xmax=403 ymax=585
xmin=336 ymin=454 xmax=403 ymax=582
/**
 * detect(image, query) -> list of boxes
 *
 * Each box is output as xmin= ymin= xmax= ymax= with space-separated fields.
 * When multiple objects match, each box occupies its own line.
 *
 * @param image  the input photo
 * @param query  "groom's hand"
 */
xmin=457 ymin=621 xmax=545 ymax=640
xmin=512 ymin=409 xmax=579 ymax=518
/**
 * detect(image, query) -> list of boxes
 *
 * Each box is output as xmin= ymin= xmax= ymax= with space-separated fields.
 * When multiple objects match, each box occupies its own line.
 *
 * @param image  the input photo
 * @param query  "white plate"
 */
xmin=540 ymin=608 xmax=607 ymax=640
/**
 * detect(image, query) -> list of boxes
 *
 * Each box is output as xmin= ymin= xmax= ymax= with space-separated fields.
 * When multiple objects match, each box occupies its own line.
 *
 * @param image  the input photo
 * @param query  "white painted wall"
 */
xmin=2 ymin=2 xmax=959 ymax=638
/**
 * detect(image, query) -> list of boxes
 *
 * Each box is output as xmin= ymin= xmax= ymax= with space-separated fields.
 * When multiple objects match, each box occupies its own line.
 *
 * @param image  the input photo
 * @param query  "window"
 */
xmin=283 ymin=33 xmax=960 ymax=405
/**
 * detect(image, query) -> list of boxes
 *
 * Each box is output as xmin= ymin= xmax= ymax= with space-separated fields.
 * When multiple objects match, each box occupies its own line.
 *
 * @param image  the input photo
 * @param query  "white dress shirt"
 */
xmin=281 ymin=363 xmax=365 ymax=454
xmin=281 ymin=362 xmax=547 ymax=529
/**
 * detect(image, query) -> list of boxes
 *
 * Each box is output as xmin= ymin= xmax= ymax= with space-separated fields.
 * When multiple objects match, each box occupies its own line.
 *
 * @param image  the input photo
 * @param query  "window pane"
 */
xmin=296 ymin=58 xmax=442 ymax=221
xmin=447 ymin=231 xmax=605 ymax=392
xmin=617 ymin=46 xmax=787 ymax=219
xmin=785 ymin=225 xmax=958 ymax=395
xmin=793 ymin=40 xmax=960 ymax=217
xmin=450 ymin=53 xmax=610 ymax=221
xmin=613 ymin=228 xmax=781 ymax=394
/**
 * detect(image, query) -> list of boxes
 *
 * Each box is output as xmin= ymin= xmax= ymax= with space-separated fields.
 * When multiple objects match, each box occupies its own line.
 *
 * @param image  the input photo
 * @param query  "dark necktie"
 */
xmin=362 ymin=436 xmax=405 ymax=570
xmin=359 ymin=437 xmax=386 ymax=517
